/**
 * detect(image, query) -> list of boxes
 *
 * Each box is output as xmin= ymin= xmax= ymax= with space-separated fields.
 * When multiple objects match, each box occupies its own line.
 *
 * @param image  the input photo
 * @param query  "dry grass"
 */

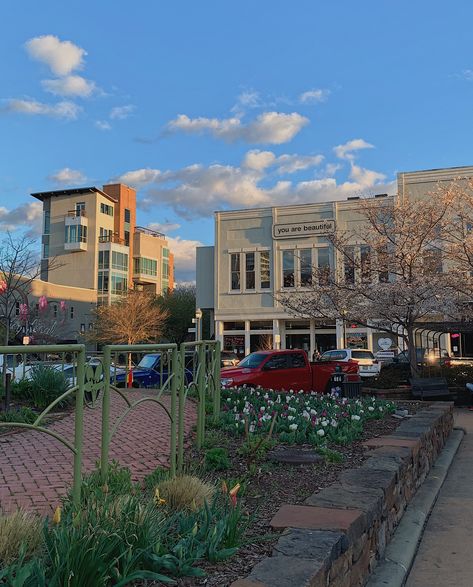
xmin=156 ymin=475 xmax=215 ymax=511
xmin=0 ymin=510 xmax=42 ymax=565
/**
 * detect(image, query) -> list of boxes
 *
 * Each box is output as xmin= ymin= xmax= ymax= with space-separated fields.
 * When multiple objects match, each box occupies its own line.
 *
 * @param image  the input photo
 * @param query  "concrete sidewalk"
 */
xmin=405 ymin=409 xmax=473 ymax=587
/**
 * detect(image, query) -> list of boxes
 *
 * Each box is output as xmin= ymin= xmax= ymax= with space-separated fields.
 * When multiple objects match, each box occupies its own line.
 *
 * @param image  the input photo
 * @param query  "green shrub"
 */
xmin=71 ymin=460 xmax=134 ymax=508
xmin=364 ymin=365 xmax=410 ymax=389
xmin=24 ymin=366 xmax=71 ymax=409
xmin=317 ymin=447 xmax=344 ymax=463
xmin=0 ymin=510 xmax=42 ymax=566
xmin=11 ymin=378 xmax=33 ymax=401
xmin=204 ymin=447 xmax=230 ymax=471
xmin=0 ymin=407 xmax=36 ymax=424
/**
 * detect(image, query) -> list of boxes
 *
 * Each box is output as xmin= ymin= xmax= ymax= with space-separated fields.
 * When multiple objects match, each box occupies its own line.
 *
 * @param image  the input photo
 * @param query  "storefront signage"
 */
xmin=273 ymin=220 xmax=335 ymax=239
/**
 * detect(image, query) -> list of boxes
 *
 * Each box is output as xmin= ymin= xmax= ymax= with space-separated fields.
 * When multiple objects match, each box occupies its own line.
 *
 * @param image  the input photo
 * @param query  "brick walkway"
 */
xmin=0 ymin=390 xmax=196 ymax=515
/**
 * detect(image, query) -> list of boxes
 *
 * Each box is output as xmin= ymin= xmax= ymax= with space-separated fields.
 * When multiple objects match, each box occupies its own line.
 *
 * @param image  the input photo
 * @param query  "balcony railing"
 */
xmin=135 ymin=225 xmax=165 ymax=238
xmin=98 ymin=234 xmax=125 ymax=245
xmin=67 ymin=209 xmax=86 ymax=218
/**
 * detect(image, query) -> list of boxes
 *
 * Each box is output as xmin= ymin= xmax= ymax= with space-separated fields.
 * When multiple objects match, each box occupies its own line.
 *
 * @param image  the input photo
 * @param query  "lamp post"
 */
xmin=342 ymin=309 xmax=347 ymax=348
xmin=195 ymin=308 xmax=203 ymax=341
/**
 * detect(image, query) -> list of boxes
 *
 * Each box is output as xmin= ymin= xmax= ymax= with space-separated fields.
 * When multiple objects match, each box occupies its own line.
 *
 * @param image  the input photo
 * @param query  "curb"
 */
xmin=366 ymin=428 xmax=464 ymax=587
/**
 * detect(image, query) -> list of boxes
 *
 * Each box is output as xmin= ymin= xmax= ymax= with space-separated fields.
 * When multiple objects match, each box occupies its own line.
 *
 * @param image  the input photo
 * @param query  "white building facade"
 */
xmin=197 ymin=166 xmax=473 ymax=359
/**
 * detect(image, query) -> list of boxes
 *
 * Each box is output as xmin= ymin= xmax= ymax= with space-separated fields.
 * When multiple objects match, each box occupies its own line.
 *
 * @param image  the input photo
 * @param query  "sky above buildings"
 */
xmin=1 ymin=0 xmax=473 ymax=281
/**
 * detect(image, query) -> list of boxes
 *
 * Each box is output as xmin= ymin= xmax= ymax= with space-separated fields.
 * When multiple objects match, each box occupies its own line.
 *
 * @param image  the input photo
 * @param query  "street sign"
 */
xmin=188 ymin=327 xmax=196 ymax=333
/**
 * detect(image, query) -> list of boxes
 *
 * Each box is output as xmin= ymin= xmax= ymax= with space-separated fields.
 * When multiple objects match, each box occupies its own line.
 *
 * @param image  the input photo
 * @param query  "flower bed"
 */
xmin=220 ymin=387 xmax=396 ymax=445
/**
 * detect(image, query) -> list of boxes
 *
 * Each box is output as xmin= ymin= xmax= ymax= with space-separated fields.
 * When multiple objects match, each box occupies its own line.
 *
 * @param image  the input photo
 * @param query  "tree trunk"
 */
xmin=407 ymin=327 xmax=419 ymax=379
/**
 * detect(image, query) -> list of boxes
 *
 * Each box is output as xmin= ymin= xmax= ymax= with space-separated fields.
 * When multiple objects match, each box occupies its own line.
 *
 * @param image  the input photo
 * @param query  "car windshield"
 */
xmin=351 ymin=350 xmax=374 ymax=360
xmin=238 ymin=353 xmax=267 ymax=369
xmin=138 ymin=354 xmax=160 ymax=369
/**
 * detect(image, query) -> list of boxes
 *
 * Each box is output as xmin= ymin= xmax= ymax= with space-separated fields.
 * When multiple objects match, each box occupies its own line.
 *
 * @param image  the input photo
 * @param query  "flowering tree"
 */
xmin=277 ymin=195 xmax=468 ymax=377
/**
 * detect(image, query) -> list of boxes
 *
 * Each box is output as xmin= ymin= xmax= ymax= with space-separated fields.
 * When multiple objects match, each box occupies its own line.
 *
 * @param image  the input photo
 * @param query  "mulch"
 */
xmin=175 ymin=400 xmax=424 ymax=587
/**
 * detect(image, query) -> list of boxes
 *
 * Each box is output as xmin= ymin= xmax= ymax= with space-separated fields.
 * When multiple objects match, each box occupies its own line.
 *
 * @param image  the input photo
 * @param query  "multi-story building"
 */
xmin=32 ymin=183 xmax=174 ymax=303
xmin=196 ymin=165 xmax=473 ymax=359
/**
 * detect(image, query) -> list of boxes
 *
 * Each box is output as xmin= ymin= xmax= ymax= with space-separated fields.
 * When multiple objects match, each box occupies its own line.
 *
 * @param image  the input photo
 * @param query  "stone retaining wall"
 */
xmin=232 ymin=402 xmax=454 ymax=587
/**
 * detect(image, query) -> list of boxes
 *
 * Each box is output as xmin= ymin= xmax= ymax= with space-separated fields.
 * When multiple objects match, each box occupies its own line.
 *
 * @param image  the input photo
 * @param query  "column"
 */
xmin=215 ymin=320 xmax=224 ymax=346
xmin=273 ymin=319 xmax=281 ymax=350
xmin=336 ymin=319 xmax=344 ymax=348
xmin=245 ymin=320 xmax=251 ymax=356
xmin=310 ymin=319 xmax=316 ymax=357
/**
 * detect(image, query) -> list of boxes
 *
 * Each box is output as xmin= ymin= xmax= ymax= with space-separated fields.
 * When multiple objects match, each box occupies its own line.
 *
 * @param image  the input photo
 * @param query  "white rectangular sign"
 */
xmin=273 ymin=220 xmax=335 ymax=239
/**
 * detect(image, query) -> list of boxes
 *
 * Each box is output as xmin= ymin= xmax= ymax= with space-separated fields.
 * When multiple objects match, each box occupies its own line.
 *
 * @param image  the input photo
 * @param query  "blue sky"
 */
xmin=2 ymin=0 xmax=473 ymax=281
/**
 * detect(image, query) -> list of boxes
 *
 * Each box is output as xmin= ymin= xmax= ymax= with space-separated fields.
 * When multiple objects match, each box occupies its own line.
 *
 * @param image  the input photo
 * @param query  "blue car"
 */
xmin=112 ymin=353 xmax=193 ymax=389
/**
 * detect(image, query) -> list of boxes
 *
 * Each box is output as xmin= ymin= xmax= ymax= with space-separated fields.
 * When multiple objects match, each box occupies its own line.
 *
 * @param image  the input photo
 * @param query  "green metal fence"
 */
xmin=0 ymin=340 xmax=221 ymax=507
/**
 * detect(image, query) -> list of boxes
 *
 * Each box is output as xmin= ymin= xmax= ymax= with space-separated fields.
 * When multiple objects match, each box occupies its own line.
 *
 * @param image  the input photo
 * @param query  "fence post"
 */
xmin=169 ymin=346 xmax=177 ymax=477
xmin=72 ymin=346 xmax=85 ymax=507
xmin=213 ymin=340 xmax=221 ymax=423
xmin=177 ymin=345 xmax=186 ymax=473
xmin=101 ymin=346 xmax=111 ymax=483
xmin=196 ymin=343 xmax=205 ymax=448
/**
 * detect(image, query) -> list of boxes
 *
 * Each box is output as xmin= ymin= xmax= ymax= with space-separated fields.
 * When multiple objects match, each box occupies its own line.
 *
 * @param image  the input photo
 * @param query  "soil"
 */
xmin=173 ymin=400 xmax=424 ymax=587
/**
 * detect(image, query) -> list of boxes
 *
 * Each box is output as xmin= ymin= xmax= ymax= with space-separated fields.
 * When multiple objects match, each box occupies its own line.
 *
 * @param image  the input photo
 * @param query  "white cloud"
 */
xmin=166 ymin=111 xmax=309 ymax=144
xmin=147 ymin=222 xmax=181 ymax=233
xmin=349 ymin=164 xmax=386 ymax=187
xmin=275 ymin=153 xmax=324 ymax=174
xmin=25 ymin=35 xmax=86 ymax=76
xmin=166 ymin=235 xmax=204 ymax=280
xmin=334 ymin=138 xmax=374 ymax=160
xmin=95 ymin=120 xmax=112 ymax=131
xmin=42 ymin=75 xmax=96 ymax=97
xmin=0 ymin=202 xmax=43 ymax=237
xmin=2 ymin=99 xmax=81 ymax=119
xmin=48 ymin=167 xmax=87 ymax=185
xmin=299 ymin=88 xmax=330 ymax=104
xmin=110 ymin=105 xmax=135 ymax=120
xmin=461 ymin=69 xmax=473 ymax=80
xmin=117 ymin=168 xmax=161 ymax=186
xmin=242 ymin=150 xmax=276 ymax=171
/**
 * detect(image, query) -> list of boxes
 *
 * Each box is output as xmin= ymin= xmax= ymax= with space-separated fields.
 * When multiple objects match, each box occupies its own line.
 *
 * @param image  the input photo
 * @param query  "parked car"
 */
xmin=394 ymin=349 xmax=451 ymax=368
xmin=113 ymin=353 xmax=193 ymax=388
xmin=318 ymin=349 xmax=381 ymax=379
xmin=221 ymin=351 xmax=240 ymax=368
xmin=220 ymin=349 xmax=360 ymax=393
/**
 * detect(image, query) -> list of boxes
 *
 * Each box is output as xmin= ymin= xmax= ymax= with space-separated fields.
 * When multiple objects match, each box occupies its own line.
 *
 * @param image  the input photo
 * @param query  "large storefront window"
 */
xmin=286 ymin=333 xmax=310 ymax=352
xmin=223 ymin=335 xmax=245 ymax=356
xmin=250 ymin=334 xmax=273 ymax=352
xmin=283 ymin=250 xmax=295 ymax=287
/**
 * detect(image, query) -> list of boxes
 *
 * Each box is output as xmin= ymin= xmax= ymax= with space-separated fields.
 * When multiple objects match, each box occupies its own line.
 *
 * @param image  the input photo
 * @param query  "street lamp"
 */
xmin=195 ymin=308 xmax=203 ymax=341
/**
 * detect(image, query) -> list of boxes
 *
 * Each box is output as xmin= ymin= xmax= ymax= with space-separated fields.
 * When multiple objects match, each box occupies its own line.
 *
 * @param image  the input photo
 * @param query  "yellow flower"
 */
xmin=154 ymin=488 xmax=166 ymax=506
xmin=221 ymin=480 xmax=228 ymax=494
xmin=52 ymin=506 xmax=61 ymax=525
xmin=229 ymin=483 xmax=240 ymax=498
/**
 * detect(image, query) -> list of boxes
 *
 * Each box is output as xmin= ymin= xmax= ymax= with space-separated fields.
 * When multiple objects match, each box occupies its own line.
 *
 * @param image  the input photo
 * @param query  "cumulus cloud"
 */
xmin=95 ymin=120 xmax=111 ymax=131
xmin=147 ymin=222 xmax=181 ymax=234
xmin=0 ymin=202 xmax=43 ymax=238
xmin=25 ymin=35 xmax=86 ymax=76
xmin=166 ymin=235 xmax=204 ymax=282
xmin=110 ymin=105 xmax=135 ymax=120
xmin=42 ymin=75 xmax=96 ymax=97
xmin=275 ymin=153 xmax=324 ymax=174
xmin=48 ymin=167 xmax=87 ymax=185
xmin=299 ymin=88 xmax=330 ymax=104
xmin=334 ymin=138 xmax=374 ymax=160
xmin=166 ymin=111 xmax=309 ymax=144
xmin=117 ymin=168 xmax=161 ymax=187
xmin=2 ymin=98 xmax=81 ymax=119
xmin=242 ymin=150 xmax=276 ymax=171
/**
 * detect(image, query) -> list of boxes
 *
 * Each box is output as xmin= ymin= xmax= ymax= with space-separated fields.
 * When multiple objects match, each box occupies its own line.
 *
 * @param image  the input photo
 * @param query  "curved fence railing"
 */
xmin=0 ymin=340 xmax=221 ymax=506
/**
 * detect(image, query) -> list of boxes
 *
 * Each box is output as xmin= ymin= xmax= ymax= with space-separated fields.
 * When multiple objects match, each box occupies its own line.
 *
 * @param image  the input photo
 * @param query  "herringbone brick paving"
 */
xmin=0 ymin=390 xmax=196 ymax=514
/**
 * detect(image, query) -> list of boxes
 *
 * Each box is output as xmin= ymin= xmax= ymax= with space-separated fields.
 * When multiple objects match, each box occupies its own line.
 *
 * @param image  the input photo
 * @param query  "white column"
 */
xmin=215 ymin=320 xmax=224 ymax=346
xmin=273 ymin=319 xmax=281 ymax=349
xmin=310 ymin=319 xmax=316 ymax=357
xmin=366 ymin=326 xmax=374 ymax=352
xmin=245 ymin=320 xmax=251 ymax=356
xmin=336 ymin=319 xmax=344 ymax=348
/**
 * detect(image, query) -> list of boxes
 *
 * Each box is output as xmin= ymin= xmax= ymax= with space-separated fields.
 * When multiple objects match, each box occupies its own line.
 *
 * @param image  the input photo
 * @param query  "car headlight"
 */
xmin=221 ymin=378 xmax=234 ymax=388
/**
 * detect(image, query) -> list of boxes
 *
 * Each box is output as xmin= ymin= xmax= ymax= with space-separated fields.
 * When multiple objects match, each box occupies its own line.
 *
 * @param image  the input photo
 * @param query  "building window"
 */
xmin=112 ymin=251 xmax=129 ymax=271
xmin=124 ymin=209 xmax=131 ymax=223
xmin=80 ymin=324 xmax=85 ymax=333
xmin=344 ymin=246 xmax=355 ymax=284
xmin=378 ymin=246 xmax=389 ymax=283
xmin=245 ymin=252 xmax=255 ymax=290
xmin=98 ymin=250 xmax=110 ymax=269
xmin=65 ymin=224 xmax=87 ymax=243
xmin=98 ymin=271 xmax=109 ymax=293
xmin=283 ymin=250 xmax=295 ymax=287
xmin=111 ymin=273 xmax=128 ymax=295
xmin=260 ymin=251 xmax=270 ymax=289
xmin=53 ymin=304 xmax=58 ymax=318
xmin=230 ymin=253 xmax=241 ymax=290
xmin=15 ymin=302 xmax=20 ymax=316
xmin=299 ymin=249 xmax=312 ymax=286
xmin=100 ymin=203 xmax=114 ymax=216
xmin=360 ymin=245 xmax=371 ymax=283
xmin=43 ymin=211 xmax=50 ymax=235
xmin=317 ymin=247 xmax=331 ymax=285
xmin=42 ymin=239 xmax=50 ymax=259
xmin=70 ymin=306 xmax=74 ymax=319
xmin=134 ymin=257 xmax=157 ymax=276
xmin=99 ymin=227 xmax=113 ymax=242
xmin=124 ymin=231 xmax=130 ymax=247
xmin=75 ymin=202 xmax=86 ymax=216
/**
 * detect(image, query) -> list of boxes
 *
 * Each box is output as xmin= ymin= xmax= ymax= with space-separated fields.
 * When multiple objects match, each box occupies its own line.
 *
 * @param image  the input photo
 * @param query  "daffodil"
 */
xmin=52 ymin=506 xmax=61 ymax=525
xmin=154 ymin=488 xmax=166 ymax=506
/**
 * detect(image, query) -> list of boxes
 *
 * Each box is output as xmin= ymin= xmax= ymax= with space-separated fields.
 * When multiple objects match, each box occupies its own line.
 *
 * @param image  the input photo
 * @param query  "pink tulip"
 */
xmin=19 ymin=303 xmax=29 ymax=322
xmin=0 ymin=281 xmax=6 ymax=294
xmin=60 ymin=300 xmax=67 ymax=312
xmin=38 ymin=296 xmax=48 ymax=312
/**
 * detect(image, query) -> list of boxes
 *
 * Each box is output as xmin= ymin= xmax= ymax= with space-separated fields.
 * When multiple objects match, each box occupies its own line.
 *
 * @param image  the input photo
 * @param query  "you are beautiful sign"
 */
xmin=273 ymin=220 xmax=335 ymax=239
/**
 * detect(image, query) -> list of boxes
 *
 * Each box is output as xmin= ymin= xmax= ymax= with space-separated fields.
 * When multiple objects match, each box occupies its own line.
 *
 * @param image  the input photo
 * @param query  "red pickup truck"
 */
xmin=220 ymin=349 xmax=360 ymax=393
